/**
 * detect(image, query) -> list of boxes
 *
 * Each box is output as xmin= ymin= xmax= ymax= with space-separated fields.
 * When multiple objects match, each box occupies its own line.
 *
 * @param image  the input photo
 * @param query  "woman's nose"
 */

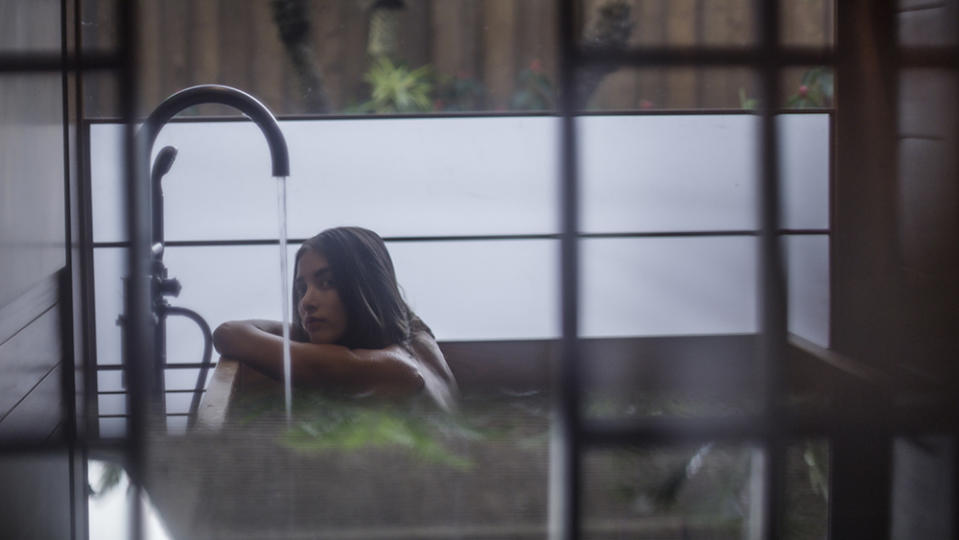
xmin=300 ymin=287 xmax=318 ymax=313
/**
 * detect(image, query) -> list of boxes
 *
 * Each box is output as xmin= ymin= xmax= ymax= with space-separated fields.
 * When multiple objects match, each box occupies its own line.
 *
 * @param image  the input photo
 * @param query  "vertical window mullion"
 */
xmin=551 ymin=1 xmax=582 ymax=540
xmin=118 ymin=0 xmax=147 ymax=538
xmin=756 ymin=1 xmax=788 ymax=539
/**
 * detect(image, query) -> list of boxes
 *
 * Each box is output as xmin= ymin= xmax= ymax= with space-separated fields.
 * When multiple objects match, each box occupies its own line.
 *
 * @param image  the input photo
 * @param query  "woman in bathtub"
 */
xmin=212 ymin=226 xmax=457 ymax=411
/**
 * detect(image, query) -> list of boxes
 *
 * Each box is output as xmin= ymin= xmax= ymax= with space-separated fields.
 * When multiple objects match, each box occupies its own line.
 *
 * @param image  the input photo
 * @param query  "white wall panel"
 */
xmin=779 ymin=114 xmax=830 ymax=229
xmin=92 ymin=248 xmax=126 ymax=366
xmin=91 ymin=117 xmax=560 ymax=242
xmin=91 ymin=114 xmax=829 ymax=241
xmin=785 ymin=235 xmax=830 ymax=347
xmin=581 ymin=237 xmax=759 ymax=337
xmin=579 ymin=115 xmax=759 ymax=232
xmin=89 ymin=115 xmax=830 ymax=358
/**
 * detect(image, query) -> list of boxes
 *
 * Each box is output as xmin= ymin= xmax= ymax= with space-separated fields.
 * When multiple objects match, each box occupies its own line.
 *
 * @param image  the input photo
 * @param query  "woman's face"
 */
xmin=295 ymin=248 xmax=348 ymax=344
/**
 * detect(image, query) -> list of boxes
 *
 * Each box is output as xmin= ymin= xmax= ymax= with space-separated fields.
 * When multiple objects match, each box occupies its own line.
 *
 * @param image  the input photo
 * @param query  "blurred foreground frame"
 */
xmin=1 ymin=0 xmax=958 ymax=539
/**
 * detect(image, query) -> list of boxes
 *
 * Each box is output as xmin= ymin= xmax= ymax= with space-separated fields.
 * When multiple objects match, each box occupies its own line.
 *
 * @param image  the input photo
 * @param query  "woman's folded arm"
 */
xmin=213 ymin=319 xmax=424 ymax=396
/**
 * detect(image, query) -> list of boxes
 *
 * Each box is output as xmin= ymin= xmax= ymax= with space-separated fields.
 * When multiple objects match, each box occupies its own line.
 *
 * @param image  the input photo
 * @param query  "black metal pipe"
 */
xmin=161 ymin=306 xmax=214 ymax=428
xmin=151 ymin=146 xmax=178 ymax=250
xmin=146 ymin=147 xmax=179 ymax=418
xmin=125 ymin=84 xmax=288 ymax=424
xmin=138 ymin=84 xmax=289 ymax=177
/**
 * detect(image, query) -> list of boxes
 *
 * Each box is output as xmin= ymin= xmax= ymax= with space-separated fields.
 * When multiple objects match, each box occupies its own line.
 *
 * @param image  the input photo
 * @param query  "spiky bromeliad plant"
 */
xmin=359 ymin=56 xmax=433 ymax=113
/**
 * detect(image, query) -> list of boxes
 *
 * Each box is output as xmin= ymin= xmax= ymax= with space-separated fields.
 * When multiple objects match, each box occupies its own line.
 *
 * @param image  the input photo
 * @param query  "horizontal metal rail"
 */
xmin=98 ymin=413 xmax=190 ymax=418
xmin=98 ymin=389 xmax=203 ymax=395
xmin=96 ymin=362 xmax=215 ymax=370
xmin=91 ymin=229 xmax=830 ymax=249
xmin=84 ymin=107 xmax=834 ymax=124
xmin=575 ymin=46 xmax=835 ymax=67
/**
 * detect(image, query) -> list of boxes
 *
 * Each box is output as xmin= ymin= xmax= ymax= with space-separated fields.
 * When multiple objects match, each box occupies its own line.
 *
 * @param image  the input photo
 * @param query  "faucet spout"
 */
xmin=126 ymin=84 xmax=289 ymax=414
xmin=139 ymin=84 xmax=289 ymax=177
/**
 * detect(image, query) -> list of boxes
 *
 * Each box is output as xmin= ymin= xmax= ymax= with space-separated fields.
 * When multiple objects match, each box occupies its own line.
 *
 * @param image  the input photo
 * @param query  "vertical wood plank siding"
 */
xmin=80 ymin=0 xmax=832 ymax=117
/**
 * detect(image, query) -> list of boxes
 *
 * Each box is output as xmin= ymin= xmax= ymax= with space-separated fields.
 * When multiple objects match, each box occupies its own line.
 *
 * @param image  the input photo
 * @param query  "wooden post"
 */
xmin=830 ymin=1 xmax=899 ymax=537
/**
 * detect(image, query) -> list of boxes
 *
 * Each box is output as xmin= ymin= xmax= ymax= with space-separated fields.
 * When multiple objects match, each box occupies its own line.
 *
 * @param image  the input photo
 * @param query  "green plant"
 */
xmin=786 ymin=67 xmax=834 ymax=108
xmin=434 ymin=72 xmax=485 ymax=111
xmin=510 ymin=59 xmax=555 ymax=111
xmin=231 ymin=388 xmax=551 ymax=471
xmin=739 ymin=87 xmax=758 ymax=110
xmin=283 ymin=402 xmax=476 ymax=470
xmin=358 ymin=56 xmax=433 ymax=113
xmin=739 ymin=67 xmax=834 ymax=111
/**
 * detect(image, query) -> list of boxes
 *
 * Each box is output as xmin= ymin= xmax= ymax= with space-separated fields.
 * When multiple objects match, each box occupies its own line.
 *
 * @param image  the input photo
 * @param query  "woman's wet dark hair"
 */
xmin=291 ymin=227 xmax=413 ymax=349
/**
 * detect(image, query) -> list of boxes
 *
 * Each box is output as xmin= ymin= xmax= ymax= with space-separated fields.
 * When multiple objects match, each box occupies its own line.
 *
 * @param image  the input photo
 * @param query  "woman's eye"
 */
xmin=319 ymin=279 xmax=335 ymax=290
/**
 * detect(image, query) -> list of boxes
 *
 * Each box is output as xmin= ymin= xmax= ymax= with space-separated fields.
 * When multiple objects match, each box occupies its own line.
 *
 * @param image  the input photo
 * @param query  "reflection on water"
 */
xmin=148 ymin=391 xmax=552 ymax=538
xmin=137 ymin=387 xmax=824 ymax=539
xmin=88 ymin=460 xmax=172 ymax=540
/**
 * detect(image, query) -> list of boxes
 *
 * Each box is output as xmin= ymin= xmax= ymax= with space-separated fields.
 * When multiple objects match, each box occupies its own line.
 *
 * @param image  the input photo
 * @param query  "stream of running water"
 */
xmin=276 ymin=176 xmax=292 ymax=423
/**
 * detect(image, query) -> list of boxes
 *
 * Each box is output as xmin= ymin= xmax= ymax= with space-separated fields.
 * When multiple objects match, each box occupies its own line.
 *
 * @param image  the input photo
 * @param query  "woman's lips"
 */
xmin=305 ymin=317 xmax=327 ymax=330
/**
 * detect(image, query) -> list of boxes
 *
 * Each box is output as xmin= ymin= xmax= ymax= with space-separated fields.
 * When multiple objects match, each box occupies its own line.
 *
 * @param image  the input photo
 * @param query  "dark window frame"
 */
xmin=5 ymin=1 xmax=956 ymax=539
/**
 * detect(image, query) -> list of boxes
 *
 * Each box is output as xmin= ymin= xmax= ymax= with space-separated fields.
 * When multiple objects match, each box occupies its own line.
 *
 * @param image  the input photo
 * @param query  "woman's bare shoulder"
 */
xmin=406 ymin=323 xmax=459 ymax=410
xmin=408 ymin=330 xmax=453 ymax=380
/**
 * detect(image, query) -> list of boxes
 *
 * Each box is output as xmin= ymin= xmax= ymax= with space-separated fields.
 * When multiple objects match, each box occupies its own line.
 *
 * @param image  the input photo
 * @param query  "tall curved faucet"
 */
xmin=139 ymin=84 xmax=289 ymax=177
xmin=141 ymin=85 xmax=289 ymax=252
xmin=127 ymin=84 xmax=290 ymax=420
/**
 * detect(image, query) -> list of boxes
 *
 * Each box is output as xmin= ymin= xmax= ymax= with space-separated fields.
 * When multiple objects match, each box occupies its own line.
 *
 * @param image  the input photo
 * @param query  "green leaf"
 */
xmin=279 ymin=397 xmax=478 ymax=470
xmin=360 ymin=56 xmax=434 ymax=113
xmin=739 ymin=87 xmax=758 ymax=110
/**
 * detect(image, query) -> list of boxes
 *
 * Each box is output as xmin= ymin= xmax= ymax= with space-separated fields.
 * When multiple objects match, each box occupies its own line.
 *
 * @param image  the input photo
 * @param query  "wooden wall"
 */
xmin=82 ymin=0 xmax=833 ymax=117
xmin=829 ymin=3 xmax=957 ymax=536
xmin=0 ymin=0 xmax=81 ymax=538
xmin=0 ymin=3 xmax=68 ymax=445
xmin=895 ymin=0 xmax=959 ymax=378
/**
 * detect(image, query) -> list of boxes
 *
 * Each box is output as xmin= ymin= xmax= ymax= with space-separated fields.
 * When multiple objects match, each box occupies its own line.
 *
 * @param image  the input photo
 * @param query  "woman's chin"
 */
xmin=307 ymin=331 xmax=337 ymax=345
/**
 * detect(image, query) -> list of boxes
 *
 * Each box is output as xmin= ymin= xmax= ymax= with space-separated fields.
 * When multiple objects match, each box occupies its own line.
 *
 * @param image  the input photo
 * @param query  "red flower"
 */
xmin=639 ymin=99 xmax=654 ymax=109
xmin=798 ymin=85 xmax=809 ymax=97
xmin=529 ymin=59 xmax=543 ymax=73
